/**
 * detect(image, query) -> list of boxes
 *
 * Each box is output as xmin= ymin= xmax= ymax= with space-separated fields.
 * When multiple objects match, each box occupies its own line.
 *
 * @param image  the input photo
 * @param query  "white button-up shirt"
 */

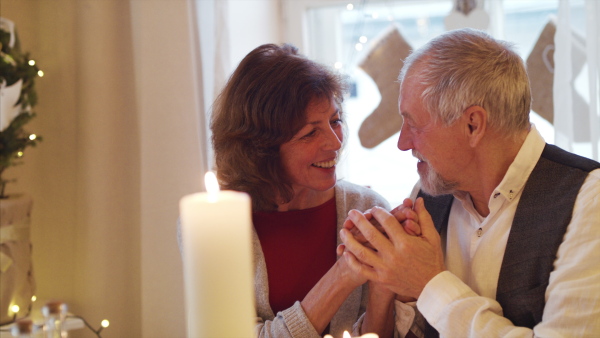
xmin=395 ymin=126 xmax=600 ymax=337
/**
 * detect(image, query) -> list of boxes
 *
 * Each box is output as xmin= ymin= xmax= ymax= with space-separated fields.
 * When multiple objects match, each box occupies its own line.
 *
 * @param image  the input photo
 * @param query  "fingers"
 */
xmin=341 ymin=250 xmax=378 ymax=281
xmin=344 ymin=210 xmax=388 ymax=251
xmin=367 ymin=207 xmax=410 ymax=245
xmin=342 ymin=217 xmax=355 ymax=230
xmin=390 ymin=201 xmax=418 ymax=223
xmin=402 ymin=219 xmax=421 ymax=236
xmin=336 ymin=244 xmax=345 ymax=257
xmin=340 ymin=222 xmax=381 ymax=266
xmin=413 ymin=197 xmax=437 ymax=239
xmin=346 ymin=209 xmax=394 ymax=253
xmin=390 ymin=198 xmax=414 ymax=214
xmin=390 ymin=199 xmax=422 ymax=236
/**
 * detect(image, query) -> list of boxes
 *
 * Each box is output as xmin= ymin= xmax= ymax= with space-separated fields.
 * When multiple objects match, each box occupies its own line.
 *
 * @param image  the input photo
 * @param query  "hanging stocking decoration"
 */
xmin=444 ymin=0 xmax=489 ymax=31
xmin=527 ymin=18 xmax=589 ymax=141
xmin=357 ymin=25 xmax=412 ymax=148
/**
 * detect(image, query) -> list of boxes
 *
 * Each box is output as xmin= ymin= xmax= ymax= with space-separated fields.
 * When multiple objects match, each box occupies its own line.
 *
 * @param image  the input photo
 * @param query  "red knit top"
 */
xmin=253 ymin=197 xmax=337 ymax=314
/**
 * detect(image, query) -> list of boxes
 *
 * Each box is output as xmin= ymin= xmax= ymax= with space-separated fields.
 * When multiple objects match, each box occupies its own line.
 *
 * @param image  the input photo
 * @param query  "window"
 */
xmin=295 ymin=0 xmax=587 ymax=206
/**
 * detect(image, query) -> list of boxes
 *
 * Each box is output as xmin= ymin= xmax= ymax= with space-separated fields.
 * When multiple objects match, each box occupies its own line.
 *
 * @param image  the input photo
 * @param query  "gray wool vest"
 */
xmin=419 ymin=144 xmax=600 ymax=337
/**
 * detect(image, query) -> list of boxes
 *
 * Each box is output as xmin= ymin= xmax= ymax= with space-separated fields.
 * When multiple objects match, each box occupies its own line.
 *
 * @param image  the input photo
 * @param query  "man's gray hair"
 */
xmin=398 ymin=28 xmax=531 ymax=134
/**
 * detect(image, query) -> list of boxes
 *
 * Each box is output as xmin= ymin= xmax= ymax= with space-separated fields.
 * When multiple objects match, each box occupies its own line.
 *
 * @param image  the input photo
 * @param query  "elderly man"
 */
xmin=340 ymin=28 xmax=600 ymax=337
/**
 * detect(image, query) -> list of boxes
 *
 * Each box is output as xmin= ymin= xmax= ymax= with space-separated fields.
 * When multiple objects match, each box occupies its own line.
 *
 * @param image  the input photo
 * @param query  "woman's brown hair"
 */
xmin=211 ymin=43 xmax=347 ymax=211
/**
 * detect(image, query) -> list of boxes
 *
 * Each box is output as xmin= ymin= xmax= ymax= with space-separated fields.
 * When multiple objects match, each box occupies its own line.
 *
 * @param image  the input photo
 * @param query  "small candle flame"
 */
xmin=204 ymin=171 xmax=220 ymax=202
xmin=343 ymin=331 xmax=351 ymax=338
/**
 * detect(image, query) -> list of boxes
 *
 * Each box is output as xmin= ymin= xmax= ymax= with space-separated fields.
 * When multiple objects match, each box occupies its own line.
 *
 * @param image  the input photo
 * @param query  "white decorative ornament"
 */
xmin=0 ymin=79 xmax=23 ymax=131
xmin=0 ymin=17 xmax=16 ymax=48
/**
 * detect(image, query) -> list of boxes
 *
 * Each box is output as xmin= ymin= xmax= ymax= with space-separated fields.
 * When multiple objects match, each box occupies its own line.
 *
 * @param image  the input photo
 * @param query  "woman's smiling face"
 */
xmin=279 ymin=96 xmax=343 ymax=196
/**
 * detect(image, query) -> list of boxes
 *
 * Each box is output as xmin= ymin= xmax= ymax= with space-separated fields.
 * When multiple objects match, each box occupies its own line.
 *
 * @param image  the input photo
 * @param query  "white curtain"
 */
xmin=554 ymin=0 xmax=600 ymax=160
xmin=196 ymin=0 xmax=231 ymax=169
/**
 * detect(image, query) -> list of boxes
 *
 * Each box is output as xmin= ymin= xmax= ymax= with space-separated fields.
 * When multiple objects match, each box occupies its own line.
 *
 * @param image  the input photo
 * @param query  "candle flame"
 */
xmin=343 ymin=331 xmax=351 ymax=338
xmin=205 ymin=171 xmax=220 ymax=202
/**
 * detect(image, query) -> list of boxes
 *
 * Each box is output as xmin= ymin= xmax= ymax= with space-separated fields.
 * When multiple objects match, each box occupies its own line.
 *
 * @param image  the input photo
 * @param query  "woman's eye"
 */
xmin=302 ymin=129 xmax=317 ymax=138
xmin=331 ymin=118 xmax=343 ymax=126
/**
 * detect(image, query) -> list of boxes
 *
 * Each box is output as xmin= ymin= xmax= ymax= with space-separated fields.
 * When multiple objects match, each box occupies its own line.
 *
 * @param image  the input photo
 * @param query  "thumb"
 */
xmin=414 ymin=197 xmax=438 ymax=239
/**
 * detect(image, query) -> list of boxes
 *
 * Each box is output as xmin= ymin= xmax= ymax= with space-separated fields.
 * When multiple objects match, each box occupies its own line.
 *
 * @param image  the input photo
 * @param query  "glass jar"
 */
xmin=10 ymin=318 xmax=34 ymax=338
xmin=41 ymin=301 xmax=68 ymax=338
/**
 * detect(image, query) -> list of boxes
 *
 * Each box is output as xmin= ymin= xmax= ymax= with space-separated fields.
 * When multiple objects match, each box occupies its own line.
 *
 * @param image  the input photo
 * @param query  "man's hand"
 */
xmin=339 ymin=197 xmax=446 ymax=299
xmin=390 ymin=198 xmax=421 ymax=236
xmin=341 ymin=199 xmax=419 ymax=251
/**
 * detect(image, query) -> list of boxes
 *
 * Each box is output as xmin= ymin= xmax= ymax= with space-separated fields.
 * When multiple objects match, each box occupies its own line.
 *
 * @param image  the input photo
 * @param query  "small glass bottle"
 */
xmin=10 ymin=318 xmax=34 ymax=338
xmin=41 ymin=301 xmax=68 ymax=338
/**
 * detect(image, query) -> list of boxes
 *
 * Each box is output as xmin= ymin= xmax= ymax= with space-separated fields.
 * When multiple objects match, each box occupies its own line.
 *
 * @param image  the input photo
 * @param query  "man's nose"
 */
xmin=397 ymin=122 xmax=412 ymax=151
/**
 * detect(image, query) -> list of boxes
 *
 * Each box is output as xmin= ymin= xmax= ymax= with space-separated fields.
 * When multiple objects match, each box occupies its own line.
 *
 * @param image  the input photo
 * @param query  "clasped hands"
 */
xmin=338 ymin=197 xmax=446 ymax=300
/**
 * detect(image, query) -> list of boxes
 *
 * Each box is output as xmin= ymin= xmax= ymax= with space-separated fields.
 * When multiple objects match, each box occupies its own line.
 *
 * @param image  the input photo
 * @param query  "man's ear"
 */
xmin=463 ymin=105 xmax=487 ymax=147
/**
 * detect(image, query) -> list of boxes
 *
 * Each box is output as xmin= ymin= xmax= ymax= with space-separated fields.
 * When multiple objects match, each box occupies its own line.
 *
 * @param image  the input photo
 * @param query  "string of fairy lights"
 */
xmin=0 ymin=296 xmax=110 ymax=337
xmin=15 ymin=58 xmax=43 ymax=159
xmin=2 ymin=27 xmax=107 ymax=338
xmin=330 ymin=1 xmax=400 ymax=74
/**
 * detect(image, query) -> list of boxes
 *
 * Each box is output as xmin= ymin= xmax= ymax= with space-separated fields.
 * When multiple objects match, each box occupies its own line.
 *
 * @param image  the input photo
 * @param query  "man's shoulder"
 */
xmin=541 ymin=144 xmax=600 ymax=172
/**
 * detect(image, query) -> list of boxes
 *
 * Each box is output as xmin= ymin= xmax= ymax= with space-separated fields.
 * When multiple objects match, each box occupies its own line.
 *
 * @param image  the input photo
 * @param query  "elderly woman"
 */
xmin=210 ymin=43 xmax=395 ymax=338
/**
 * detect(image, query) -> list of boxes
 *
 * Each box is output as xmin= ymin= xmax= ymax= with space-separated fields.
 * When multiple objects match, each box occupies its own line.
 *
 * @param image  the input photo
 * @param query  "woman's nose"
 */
xmin=324 ymin=127 xmax=342 ymax=151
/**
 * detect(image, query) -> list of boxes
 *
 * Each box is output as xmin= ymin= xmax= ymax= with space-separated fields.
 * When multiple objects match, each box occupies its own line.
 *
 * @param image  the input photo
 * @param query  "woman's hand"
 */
xmin=390 ymin=198 xmax=421 ymax=236
xmin=336 ymin=242 xmax=369 ymax=288
xmin=342 ymin=199 xmax=421 ymax=251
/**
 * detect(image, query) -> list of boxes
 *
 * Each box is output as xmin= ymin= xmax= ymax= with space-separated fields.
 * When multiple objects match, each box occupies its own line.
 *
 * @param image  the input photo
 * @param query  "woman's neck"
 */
xmin=277 ymin=187 xmax=335 ymax=212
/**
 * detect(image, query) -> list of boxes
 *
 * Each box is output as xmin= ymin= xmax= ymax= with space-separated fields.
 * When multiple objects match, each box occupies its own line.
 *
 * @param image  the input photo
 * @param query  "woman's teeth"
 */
xmin=312 ymin=160 xmax=336 ymax=168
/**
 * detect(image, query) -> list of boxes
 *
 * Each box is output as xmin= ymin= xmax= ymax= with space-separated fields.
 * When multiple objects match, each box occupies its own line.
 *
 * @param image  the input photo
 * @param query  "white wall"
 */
xmin=228 ymin=0 xmax=283 ymax=68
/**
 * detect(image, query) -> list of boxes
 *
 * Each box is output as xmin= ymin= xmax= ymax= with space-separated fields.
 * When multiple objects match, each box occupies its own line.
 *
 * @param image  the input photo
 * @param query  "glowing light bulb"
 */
xmin=29 ymin=134 xmax=37 ymax=140
xmin=101 ymin=319 xmax=110 ymax=328
xmin=346 ymin=3 xmax=354 ymax=10
xmin=31 ymin=295 xmax=37 ymax=302
xmin=359 ymin=36 xmax=368 ymax=43
xmin=17 ymin=151 xmax=24 ymax=157
xmin=11 ymin=305 xmax=20 ymax=314
xmin=355 ymin=43 xmax=363 ymax=51
xmin=334 ymin=62 xmax=343 ymax=69
xmin=28 ymin=60 xmax=36 ymax=66
xmin=38 ymin=70 xmax=44 ymax=77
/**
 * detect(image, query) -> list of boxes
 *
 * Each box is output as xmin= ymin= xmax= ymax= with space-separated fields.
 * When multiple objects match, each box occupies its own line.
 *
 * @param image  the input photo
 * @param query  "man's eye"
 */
xmin=331 ymin=118 xmax=343 ymax=125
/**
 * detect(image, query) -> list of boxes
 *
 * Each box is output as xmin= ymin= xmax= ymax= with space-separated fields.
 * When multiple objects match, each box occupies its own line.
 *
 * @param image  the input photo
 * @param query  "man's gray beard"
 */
xmin=419 ymin=163 xmax=459 ymax=196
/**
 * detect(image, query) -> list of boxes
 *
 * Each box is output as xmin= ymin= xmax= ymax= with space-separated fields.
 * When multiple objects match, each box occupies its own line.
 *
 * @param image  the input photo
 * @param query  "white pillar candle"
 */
xmin=180 ymin=172 xmax=255 ymax=337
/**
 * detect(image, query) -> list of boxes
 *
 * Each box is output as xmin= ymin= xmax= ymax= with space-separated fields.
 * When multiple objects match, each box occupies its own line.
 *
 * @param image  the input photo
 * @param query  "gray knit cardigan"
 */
xmin=253 ymin=180 xmax=390 ymax=338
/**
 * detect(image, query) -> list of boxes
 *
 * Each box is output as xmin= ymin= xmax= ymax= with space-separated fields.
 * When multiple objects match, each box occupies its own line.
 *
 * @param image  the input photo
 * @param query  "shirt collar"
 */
xmin=490 ymin=124 xmax=546 ymax=204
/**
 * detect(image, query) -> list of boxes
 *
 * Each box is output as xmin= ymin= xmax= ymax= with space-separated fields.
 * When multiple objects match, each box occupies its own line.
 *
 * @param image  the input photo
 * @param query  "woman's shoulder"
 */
xmin=335 ymin=179 xmax=390 ymax=211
